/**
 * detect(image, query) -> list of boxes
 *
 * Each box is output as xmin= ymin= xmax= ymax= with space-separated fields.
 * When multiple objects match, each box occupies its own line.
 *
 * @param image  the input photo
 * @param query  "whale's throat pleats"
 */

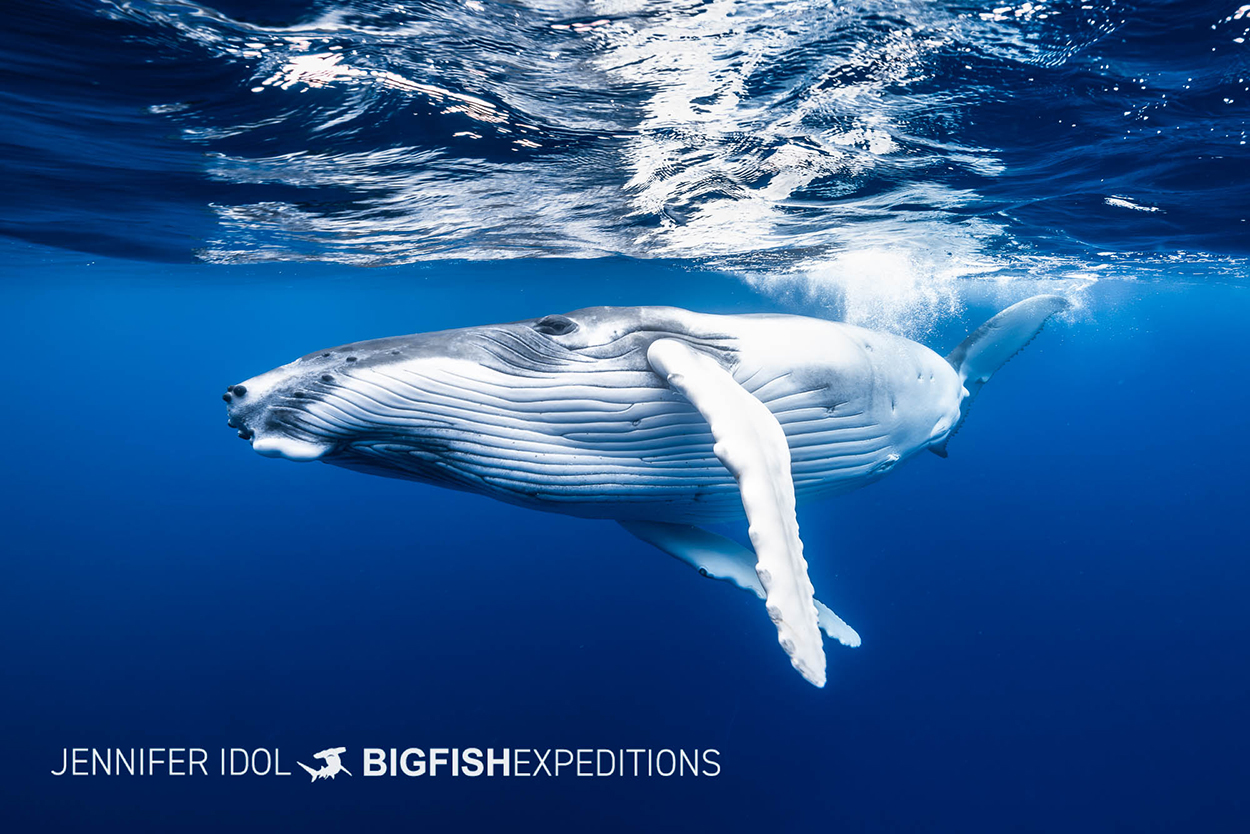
xmin=320 ymin=357 xmax=739 ymax=508
xmin=287 ymin=322 xmax=890 ymax=523
xmin=307 ymin=357 xmax=885 ymax=519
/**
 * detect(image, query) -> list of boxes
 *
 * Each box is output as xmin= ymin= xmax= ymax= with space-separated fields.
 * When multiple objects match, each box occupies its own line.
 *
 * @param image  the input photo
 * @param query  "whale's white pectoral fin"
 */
xmin=620 ymin=521 xmax=766 ymax=597
xmin=814 ymin=599 xmax=861 ymax=648
xmin=646 ymin=339 xmax=826 ymax=687
xmin=620 ymin=520 xmax=861 ymax=648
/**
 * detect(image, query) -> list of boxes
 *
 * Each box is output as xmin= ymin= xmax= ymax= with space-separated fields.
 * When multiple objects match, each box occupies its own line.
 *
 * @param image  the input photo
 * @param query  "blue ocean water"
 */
xmin=2 ymin=1 xmax=1249 ymax=831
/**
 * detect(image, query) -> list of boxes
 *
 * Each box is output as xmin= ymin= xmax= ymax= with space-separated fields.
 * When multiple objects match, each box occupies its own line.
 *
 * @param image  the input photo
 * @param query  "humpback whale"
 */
xmin=224 ymin=296 xmax=1068 ymax=686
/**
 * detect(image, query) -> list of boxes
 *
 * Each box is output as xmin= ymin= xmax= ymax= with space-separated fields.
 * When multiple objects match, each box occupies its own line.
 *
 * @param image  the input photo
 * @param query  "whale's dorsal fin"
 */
xmin=934 ymin=294 xmax=1070 ymax=457
xmin=646 ymin=338 xmax=826 ymax=687
xmin=619 ymin=520 xmax=861 ymax=649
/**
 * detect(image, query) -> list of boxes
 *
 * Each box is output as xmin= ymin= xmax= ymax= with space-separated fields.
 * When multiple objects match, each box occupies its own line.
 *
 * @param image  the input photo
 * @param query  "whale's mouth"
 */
xmin=224 ymin=382 xmax=335 ymax=462
xmin=250 ymin=434 xmax=333 ymax=462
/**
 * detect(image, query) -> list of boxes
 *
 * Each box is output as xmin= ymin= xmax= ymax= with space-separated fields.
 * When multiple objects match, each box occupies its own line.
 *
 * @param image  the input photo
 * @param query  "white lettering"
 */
xmin=363 ymin=748 xmax=387 ymax=776
xmin=401 ymin=748 xmax=424 ymax=777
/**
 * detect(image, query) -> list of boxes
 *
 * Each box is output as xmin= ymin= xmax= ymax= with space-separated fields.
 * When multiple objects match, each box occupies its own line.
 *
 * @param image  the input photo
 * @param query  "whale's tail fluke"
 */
xmin=931 ymin=294 xmax=1070 ymax=457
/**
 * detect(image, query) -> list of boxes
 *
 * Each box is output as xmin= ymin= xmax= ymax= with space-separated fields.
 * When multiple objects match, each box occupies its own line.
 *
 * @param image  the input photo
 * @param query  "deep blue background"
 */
xmin=3 ymin=0 xmax=1249 ymax=829
xmin=2 ymin=241 xmax=1247 ymax=831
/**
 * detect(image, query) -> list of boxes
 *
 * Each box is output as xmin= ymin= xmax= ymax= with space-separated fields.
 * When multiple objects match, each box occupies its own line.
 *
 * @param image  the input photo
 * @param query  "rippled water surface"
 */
xmin=4 ymin=1 xmax=1248 ymax=307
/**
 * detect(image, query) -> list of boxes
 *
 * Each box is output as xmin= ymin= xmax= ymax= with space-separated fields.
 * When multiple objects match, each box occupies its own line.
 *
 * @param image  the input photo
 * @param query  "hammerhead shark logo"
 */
xmin=297 ymin=747 xmax=352 ymax=782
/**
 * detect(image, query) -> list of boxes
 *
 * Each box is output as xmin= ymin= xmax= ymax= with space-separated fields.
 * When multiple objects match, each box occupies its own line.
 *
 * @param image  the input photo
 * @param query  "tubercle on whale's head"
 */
xmin=222 ymin=361 xmax=339 ymax=462
xmin=221 ymin=342 xmax=396 ymax=463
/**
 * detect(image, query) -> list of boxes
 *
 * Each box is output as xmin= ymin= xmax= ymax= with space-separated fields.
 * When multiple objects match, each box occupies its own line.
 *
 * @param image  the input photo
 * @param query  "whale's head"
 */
xmin=223 ymin=355 xmax=340 ymax=463
xmin=223 ymin=308 xmax=711 ymax=473
xmin=222 ymin=331 xmax=449 ymax=464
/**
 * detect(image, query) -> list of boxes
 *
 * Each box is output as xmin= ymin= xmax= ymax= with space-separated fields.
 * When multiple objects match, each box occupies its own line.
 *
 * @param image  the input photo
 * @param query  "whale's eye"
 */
xmin=533 ymin=314 xmax=578 ymax=336
xmin=698 ymin=567 xmax=709 ymax=577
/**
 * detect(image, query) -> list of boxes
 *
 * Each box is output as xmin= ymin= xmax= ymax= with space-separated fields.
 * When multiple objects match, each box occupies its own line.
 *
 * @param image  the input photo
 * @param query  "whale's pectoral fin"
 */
xmin=620 ymin=521 xmax=765 ymax=597
xmin=813 ymin=599 xmax=862 ymax=649
xmin=934 ymin=294 xmax=1070 ymax=457
xmin=646 ymin=339 xmax=826 ymax=687
xmin=620 ymin=520 xmax=861 ymax=648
